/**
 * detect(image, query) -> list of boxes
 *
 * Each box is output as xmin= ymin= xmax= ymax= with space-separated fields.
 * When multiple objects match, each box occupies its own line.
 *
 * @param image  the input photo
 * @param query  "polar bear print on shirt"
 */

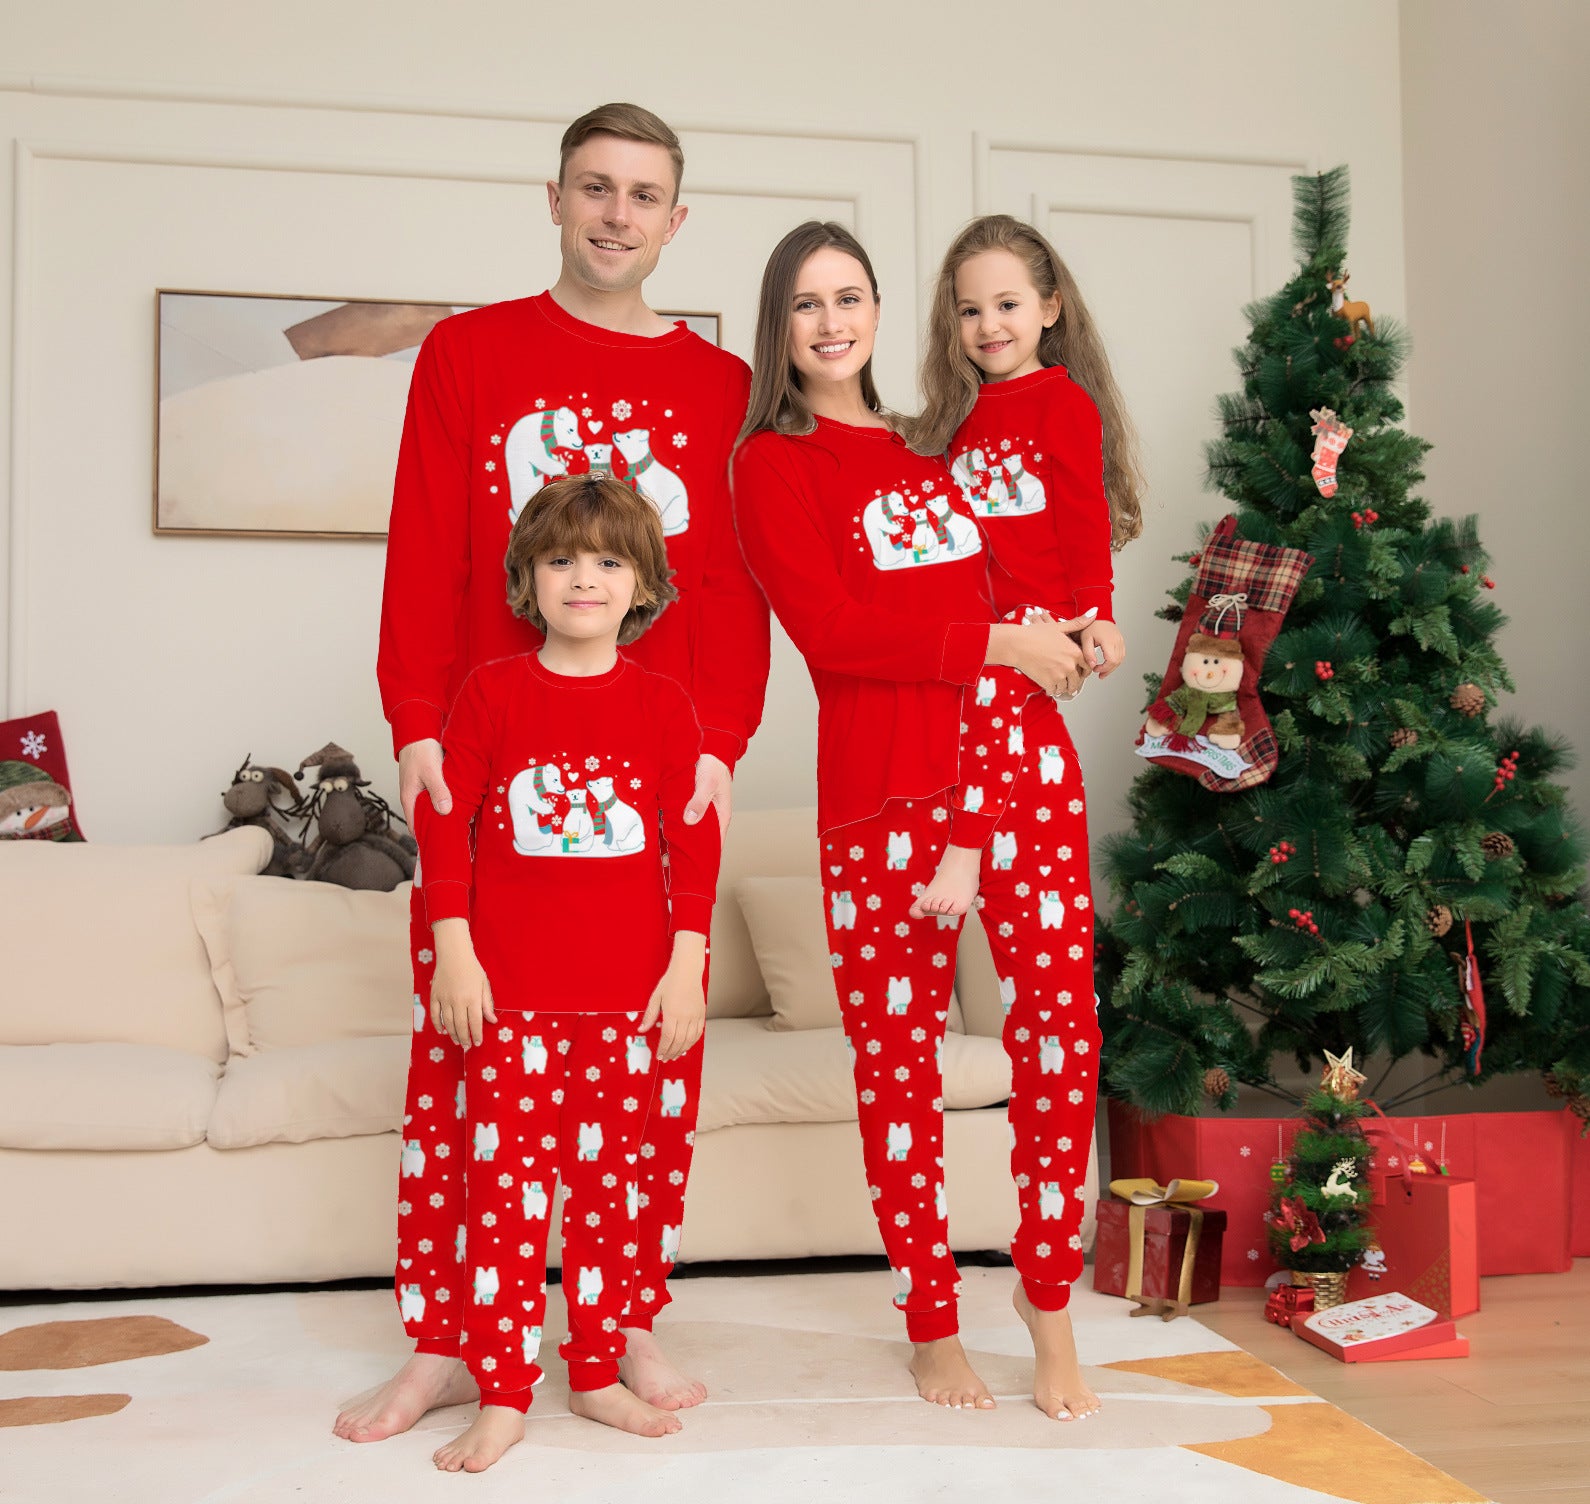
xmin=886 ymin=831 xmax=912 ymax=870
xmin=975 ymin=675 xmax=997 ymax=707
xmin=523 ymin=1034 xmax=548 ymax=1073
xmin=1040 ymin=1036 xmax=1065 ymax=1074
xmin=473 ymin=1123 xmax=499 ymax=1161
xmin=577 ymin=1266 xmax=603 ymax=1305
xmin=862 ymin=489 xmax=984 ymax=572
xmin=626 ymin=1035 xmax=652 ymax=1074
xmin=886 ymin=976 xmax=913 ymax=1014
xmin=660 ymin=1078 xmax=687 ymax=1117
xmin=509 ymin=763 xmax=568 ymax=856
xmin=583 ymin=441 xmax=613 ymax=478
xmin=924 ymin=491 xmax=983 ymax=555
xmin=578 ymin=1123 xmax=603 ymax=1161
xmin=506 ymin=406 xmax=582 ymax=524
xmin=830 ymin=890 xmax=857 ymax=930
xmin=1039 ymin=746 xmax=1066 ymax=784
xmin=1040 ymin=892 xmax=1065 ymax=930
xmin=613 ymin=429 xmax=690 ymax=535
xmin=585 ymin=777 xmax=646 ymax=855
xmin=523 ymin=1181 xmax=548 ymax=1220
xmin=400 ymin=1284 xmax=426 ymax=1323
xmin=401 ymin=1138 xmax=426 ymax=1178
xmin=887 ymin=1123 xmax=912 ymax=1160
xmin=991 ymin=832 xmax=1017 ymax=871
xmin=473 ymin=1266 xmax=499 ymax=1304
xmin=1001 ymin=453 xmax=1047 ymax=513
xmin=1040 ymin=1183 xmax=1064 ymax=1219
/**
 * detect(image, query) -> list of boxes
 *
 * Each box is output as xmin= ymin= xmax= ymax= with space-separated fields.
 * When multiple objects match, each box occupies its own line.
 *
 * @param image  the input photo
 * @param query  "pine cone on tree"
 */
xmin=1450 ymin=683 xmax=1486 ymax=718
xmin=1482 ymin=831 xmax=1516 ymax=860
xmin=1543 ymin=1071 xmax=1565 ymax=1099
xmin=1569 ymin=1095 xmax=1590 ymax=1125
xmin=1390 ymin=727 xmax=1418 ymax=749
xmin=1425 ymin=903 xmax=1455 ymax=938
xmin=1203 ymin=1067 xmax=1231 ymax=1098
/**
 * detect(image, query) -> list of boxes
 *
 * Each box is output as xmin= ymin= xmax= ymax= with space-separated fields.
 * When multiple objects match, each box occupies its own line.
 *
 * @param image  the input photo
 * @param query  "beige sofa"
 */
xmin=0 ymin=809 xmax=1096 ymax=1290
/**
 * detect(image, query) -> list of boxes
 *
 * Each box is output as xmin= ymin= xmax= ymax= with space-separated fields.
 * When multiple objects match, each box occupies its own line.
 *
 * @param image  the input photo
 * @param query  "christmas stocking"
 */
xmin=1136 ymin=515 xmax=1314 ymax=793
xmin=0 ymin=709 xmax=84 ymax=840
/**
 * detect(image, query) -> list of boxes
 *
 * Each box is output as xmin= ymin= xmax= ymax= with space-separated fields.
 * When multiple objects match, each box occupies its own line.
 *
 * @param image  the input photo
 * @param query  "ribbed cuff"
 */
xmin=566 ymin=1359 xmax=621 ymax=1393
xmin=479 ymin=1388 xmax=535 ymax=1414
xmin=423 ymin=879 xmax=471 ymax=926
xmin=668 ymin=897 xmax=715 ymax=939
xmin=904 ymin=1302 xmax=959 ymax=1343
xmin=940 ymin=622 xmax=993 ymax=686
xmin=414 ymin=1336 xmax=460 ymax=1358
xmin=389 ymin=700 xmax=444 ymax=758
xmin=947 ymin=812 xmax=997 ymax=849
xmin=1022 ymin=1276 xmax=1072 ymax=1313
xmin=1072 ymin=586 xmax=1114 ymax=623
xmin=698 ymin=727 xmax=744 ymax=771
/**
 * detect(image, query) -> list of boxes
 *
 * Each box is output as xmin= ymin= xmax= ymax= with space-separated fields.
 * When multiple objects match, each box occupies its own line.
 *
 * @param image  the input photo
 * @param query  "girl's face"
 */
xmin=954 ymin=248 xmax=1059 ymax=383
xmin=534 ymin=548 xmax=637 ymax=645
xmin=787 ymin=247 xmax=880 ymax=394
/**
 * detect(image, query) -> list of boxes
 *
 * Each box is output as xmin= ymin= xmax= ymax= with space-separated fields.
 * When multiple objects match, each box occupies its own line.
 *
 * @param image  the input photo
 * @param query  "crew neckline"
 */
xmin=524 ymin=653 xmax=629 ymax=688
xmin=532 ymin=290 xmax=692 ymax=351
xmin=977 ymin=363 xmax=1070 ymax=396
xmin=812 ymin=413 xmax=904 ymax=443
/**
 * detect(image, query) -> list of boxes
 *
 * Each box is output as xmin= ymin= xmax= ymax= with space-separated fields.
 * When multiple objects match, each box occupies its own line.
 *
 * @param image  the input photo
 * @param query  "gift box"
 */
xmin=1346 ymin=1173 xmax=1478 ymax=1318
xmin=1093 ymin=1180 xmax=1226 ymax=1315
xmin=1263 ymin=1282 xmax=1314 ymax=1326
xmin=1573 ymin=1125 xmax=1590 ymax=1258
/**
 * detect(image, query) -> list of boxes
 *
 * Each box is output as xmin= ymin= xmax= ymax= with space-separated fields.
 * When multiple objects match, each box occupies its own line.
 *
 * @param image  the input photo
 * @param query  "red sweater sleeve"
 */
xmin=377 ymin=324 xmax=473 ymax=756
xmin=690 ymin=361 xmax=770 ymax=769
xmin=733 ymin=437 xmax=990 ymax=685
xmin=655 ymin=683 xmax=721 ymax=938
xmin=413 ymin=666 xmax=496 ymax=926
xmin=1044 ymin=382 xmax=1115 ymax=622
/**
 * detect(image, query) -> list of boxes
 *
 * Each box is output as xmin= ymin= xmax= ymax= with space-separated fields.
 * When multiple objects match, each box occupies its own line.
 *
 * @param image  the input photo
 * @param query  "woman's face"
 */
xmin=786 ymin=247 xmax=880 ymax=393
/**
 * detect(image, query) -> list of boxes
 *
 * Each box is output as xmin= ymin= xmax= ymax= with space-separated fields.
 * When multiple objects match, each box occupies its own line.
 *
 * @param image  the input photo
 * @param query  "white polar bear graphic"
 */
xmin=999 ymin=974 xmax=1017 ymax=1015
xmin=1040 ymin=1183 xmax=1064 ymax=1219
xmin=925 ymin=491 xmax=982 ymax=555
xmin=578 ymin=1123 xmax=603 ymax=1161
xmin=401 ymin=1138 xmax=426 ymax=1178
xmin=991 ymin=832 xmax=1017 ymax=871
xmin=455 ymin=1223 xmax=466 ymax=1263
xmin=886 ymin=976 xmax=913 ymax=1015
xmin=577 ymin=1267 xmax=604 ymax=1305
xmin=1039 ymin=746 xmax=1066 ymax=784
xmin=626 ymin=1035 xmax=652 ymax=1074
xmin=523 ymin=1034 xmax=548 ymax=1073
xmin=522 ymin=1324 xmax=543 ymax=1365
xmin=935 ymin=1182 xmax=948 ymax=1219
xmin=626 ymin=1182 xmax=640 ymax=1220
xmin=962 ymin=786 xmax=985 ymax=814
xmin=1040 ymin=1037 xmax=1066 ymax=1074
xmin=830 ymin=890 xmax=857 ymax=930
xmin=1040 ymin=892 xmax=1065 ymax=930
xmin=660 ymin=1079 xmax=686 ymax=1117
xmin=399 ymin=1284 xmax=426 ymax=1323
xmin=887 ymin=831 xmax=912 ymax=870
xmin=613 ymin=429 xmax=690 ymax=535
xmin=862 ymin=490 xmax=983 ymax=572
xmin=506 ymin=406 xmax=582 ymax=523
xmin=1009 ymin=722 xmax=1025 ymax=757
xmin=455 ymin=1080 xmax=466 ymax=1119
xmin=523 ymin=1181 xmax=548 ymax=1220
xmin=583 ymin=441 xmax=613 ymax=478
xmin=473 ymin=1123 xmax=499 ymax=1161
xmin=413 ymin=995 xmax=425 ymax=1032
xmin=473 ymin=1266 xmax=499 ymax=1304
xmin=951 ymin=447 xmax=1014 ymax=514
xmin=891 ymin=1265 xmax=912 ymax=1308
xmin=661 ymin=1224 xmax=682 ymax=1264
xmin=1000 ymin=453 xmax=1047 ymax=513
xmin=584 ymin=777 xmax=646 ymax=855
xmin=975 ymin=675 xmax=997 ymax=707
xmin=508 ymin=763 xmax=570 ymax=856
xmin=887 ymin=1123 xmax=912 ymax=1161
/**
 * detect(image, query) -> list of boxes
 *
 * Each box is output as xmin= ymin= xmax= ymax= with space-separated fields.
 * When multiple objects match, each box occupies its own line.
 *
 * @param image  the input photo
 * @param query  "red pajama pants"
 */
xmin=395 ymin=883 xmax=700 ymax=1353
xmin=821 ymin=696 xmax=1101 ymax=1340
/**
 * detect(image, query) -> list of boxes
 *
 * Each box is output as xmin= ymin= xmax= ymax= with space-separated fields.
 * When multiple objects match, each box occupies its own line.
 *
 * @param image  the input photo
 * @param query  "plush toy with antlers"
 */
xmin=291 ymin=741 xmax=415 ymax=891
xmin=207 ymin=754 xmax=304 ymax=878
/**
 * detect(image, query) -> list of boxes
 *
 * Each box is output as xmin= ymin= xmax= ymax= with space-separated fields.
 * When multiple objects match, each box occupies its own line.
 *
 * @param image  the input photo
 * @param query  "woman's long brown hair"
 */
xmin=911 ymin=215 xmax=1144 ymax=549
xmin=738 ymin=220 xmax=885 ymax=447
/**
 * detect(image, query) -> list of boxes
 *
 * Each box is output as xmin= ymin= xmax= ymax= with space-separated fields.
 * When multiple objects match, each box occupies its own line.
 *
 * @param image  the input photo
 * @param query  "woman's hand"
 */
xmin=640 ymin=932 xmax=708 ymax=1061
xmin=429 ymin=918 xmax=495 ymax=1048
xmin=1081 ymin=619 xmax=1127 ymax=680
xmin=988 ymin=609 xmax=1097 ymax=697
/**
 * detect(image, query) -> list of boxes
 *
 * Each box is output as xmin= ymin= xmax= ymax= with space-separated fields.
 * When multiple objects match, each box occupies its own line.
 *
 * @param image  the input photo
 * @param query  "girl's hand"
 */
xmin=429 ymin=919 xmax=495 ymax=1048
xmin=640 ymin=934 xmax=708 ymax=1061
xmin=1080 ymin=619 xmax=1126 ymax=679
xmin=989 ymin=609 xmax=1096 ymax=697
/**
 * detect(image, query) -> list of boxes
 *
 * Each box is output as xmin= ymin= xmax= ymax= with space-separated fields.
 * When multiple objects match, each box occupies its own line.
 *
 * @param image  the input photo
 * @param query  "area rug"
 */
xmin=0 ymin=1269 xmax=1488 ymax=1503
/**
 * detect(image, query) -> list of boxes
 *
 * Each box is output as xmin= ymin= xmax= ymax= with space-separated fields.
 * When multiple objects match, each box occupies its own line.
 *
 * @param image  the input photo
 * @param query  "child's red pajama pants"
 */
xmin=821 ymin=696 xmax=1101 ymax=1338
xmin=395 ymin=886 xmax=699 ymax=1350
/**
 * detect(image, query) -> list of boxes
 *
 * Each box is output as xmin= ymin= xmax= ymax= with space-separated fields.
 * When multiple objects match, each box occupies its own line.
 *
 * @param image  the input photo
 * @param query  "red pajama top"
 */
xmin=378 ymin=292 xmax=770 ymax=768
xmin=413 ymin=654 xmax=720 ymax=1013
xmin=733 ymin=418 xmax=995 ymax=833
xmin=947 ymin=365 xmax=1115 ymax=623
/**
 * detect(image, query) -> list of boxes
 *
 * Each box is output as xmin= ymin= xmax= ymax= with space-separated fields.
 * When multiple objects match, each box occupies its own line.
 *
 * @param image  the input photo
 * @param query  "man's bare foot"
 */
xmin=431 ymin=1405 xmax=524 ymax=1473
xmin=910 ymin=845 xmax=981 ymax=919
xmin=569 ymin=1381 xmax=683 ymax=1436
xmin=333 ymin=1352 xmax=479 ymax=1442
xmin=1014 ymin=1285 xmax=1100 ymax=1421
xmin=908 ymin=1336 xmax=996 ymax=1409
xmin=618 ymin=1326 xmax=707 ymax=1410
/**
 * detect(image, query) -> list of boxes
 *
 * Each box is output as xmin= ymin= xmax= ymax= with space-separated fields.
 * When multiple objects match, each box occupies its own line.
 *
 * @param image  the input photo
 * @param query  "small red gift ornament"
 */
xmin=1264 ymin=1282 xmax=1316 ymax=1326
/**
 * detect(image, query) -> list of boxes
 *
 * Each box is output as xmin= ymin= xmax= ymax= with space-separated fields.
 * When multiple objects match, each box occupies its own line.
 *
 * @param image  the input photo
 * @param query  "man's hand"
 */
xmin=398 ymin=738 xmax=451 ymax=828
xmin=683 ymin=753 xmax=732 ymax=832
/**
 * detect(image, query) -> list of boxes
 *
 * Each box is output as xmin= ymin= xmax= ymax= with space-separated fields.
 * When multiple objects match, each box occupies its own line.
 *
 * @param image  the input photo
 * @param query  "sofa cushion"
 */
xmin=0 ymin=1043 xmax=220 ymax=1150
xmin=0 ymin=827 xmax=271 ymax=1064
xmin=697 ymin=1018 xmax=1009 ymax=1134
xmin=735 ymin=875 xmax=965 ymax=1033
xmin=192 ymin=877 xmax=411 ymax=1053
xmin=207 ymin=1036 xmax=409 ymax=1148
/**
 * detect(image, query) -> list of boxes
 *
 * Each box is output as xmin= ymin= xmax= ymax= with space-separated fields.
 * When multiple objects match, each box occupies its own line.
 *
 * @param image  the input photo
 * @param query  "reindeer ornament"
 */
xmin=291 ymin=741 xmax=416 ymax=891
xmin=1327 ymin=271 xmax=1375 ymax=338
xmin=207 ymin=754 xmax=303 ymax=877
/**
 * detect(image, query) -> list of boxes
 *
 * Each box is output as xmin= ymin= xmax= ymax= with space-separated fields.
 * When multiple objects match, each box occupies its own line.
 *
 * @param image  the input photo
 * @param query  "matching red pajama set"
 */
xmin=733 ymin=414 xmax=1102 ymax=1338
xmin=378 ymin=294 xmax=768 ymax=1363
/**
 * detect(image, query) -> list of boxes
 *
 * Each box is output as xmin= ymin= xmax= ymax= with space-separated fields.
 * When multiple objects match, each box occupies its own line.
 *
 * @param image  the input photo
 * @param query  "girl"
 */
xmin=414 ymin=474 xmax=720 ymax=1473
xmin=732 ymin=221 xmax=1100 ymax=1422
xmin=911 ymin=214 xmax=1145 ymax=920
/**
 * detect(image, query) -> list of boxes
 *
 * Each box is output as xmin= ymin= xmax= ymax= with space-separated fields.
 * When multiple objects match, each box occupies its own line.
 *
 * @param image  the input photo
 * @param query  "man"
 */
xmin=336 ymin=102 xmax=769 ymax=1444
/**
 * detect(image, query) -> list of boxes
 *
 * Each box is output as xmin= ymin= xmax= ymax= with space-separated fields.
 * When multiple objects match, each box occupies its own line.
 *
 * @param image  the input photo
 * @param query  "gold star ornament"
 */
xmin=1322 ymin=1047 xmax=1367 ymax=1100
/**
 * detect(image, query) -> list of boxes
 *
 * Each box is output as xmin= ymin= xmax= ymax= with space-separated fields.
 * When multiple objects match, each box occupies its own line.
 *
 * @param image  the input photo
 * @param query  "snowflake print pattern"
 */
xmin=20 ymin=730 xmax=47 ymax=759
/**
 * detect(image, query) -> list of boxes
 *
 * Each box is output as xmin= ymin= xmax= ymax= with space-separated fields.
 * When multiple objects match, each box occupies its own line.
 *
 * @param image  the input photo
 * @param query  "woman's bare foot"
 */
xmin=618 ymin=1326 xmax=707 ymax=1410
xmin=908 ymin=1336 xmax=996 ymax=1409
xmin=569 ymin=1382 xmax=683 ymax=1436
xmin=1013 ymin=1285 xmax=1100 ymax=1421
xmin=909 ymin=845 xmax=982 ymax=919
xmin=431 ymin=1404 xmax=525 ymax=1473
xmin=334 ymin=1353 xmax=479 ymax=1442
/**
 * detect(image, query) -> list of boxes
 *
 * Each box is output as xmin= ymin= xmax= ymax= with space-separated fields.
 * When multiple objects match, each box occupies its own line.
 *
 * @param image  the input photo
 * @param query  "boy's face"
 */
xmin=548 ymin=135 xmax=687 ymax=295
xmin=534 ymin=549 xmax=638 ymax=645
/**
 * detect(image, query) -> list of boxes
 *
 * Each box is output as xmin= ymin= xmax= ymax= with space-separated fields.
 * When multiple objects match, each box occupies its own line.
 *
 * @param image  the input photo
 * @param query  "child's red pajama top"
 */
xmin=377 ymin=292 xmax=769 ymax=769
xmin=948 ymin=365 xmax=1114 ymax=623
xmin=413 ymin=654 xmax=721 ymax=1013
xmin=732 ymin=418 xmax=996 ymax=833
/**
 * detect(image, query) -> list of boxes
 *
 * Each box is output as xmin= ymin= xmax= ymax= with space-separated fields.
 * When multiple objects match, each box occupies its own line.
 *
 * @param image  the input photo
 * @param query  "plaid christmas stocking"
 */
xmin=1136 ymin=515 xmax=1314 ymax=793
xmin=0 ymin=709 xmax=84 ymax=840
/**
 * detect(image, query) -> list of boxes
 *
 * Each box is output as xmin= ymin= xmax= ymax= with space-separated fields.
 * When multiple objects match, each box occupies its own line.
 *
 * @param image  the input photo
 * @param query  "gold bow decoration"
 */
xmin=1108 ymin=1177 xmax=1220 ymax=1321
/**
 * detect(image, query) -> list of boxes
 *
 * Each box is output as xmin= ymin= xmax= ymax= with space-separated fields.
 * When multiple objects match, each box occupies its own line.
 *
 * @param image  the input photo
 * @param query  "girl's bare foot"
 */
xmin=908 ymin=1336 xmax=996 ymax=1409
xmin=334 ymin=1353 xmax=479 ymax=1442
xmin=569 ymin=1381 xmax=683 ymax=1436
xmin=1013 ymin=1285 xmax=1100 ymax=1421
xmin=431 ymin=1404 xmax=525 ymax=1473
xmin=618 ymin=1326 xmax=707 ymax=1410
xmin=909 ymin=845 xmax=981 ymax=919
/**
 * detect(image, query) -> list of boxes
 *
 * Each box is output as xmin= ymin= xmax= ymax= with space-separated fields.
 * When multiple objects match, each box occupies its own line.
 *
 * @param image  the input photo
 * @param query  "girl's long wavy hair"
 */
xmin=738 ymin=220 xmax=886 ymax=447
xmin=911 ymin=215 xmax=1144 ymax=549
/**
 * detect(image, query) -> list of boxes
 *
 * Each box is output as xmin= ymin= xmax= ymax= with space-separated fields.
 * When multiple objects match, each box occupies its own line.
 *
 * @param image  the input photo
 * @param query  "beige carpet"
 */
xmin=0 ymin=1268 xmax=1487 ymax=1503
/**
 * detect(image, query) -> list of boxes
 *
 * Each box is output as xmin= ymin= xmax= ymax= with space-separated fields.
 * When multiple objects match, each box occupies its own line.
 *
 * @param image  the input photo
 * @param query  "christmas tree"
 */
xmin=1097 ymin=166 xmax=1590 ymax=1119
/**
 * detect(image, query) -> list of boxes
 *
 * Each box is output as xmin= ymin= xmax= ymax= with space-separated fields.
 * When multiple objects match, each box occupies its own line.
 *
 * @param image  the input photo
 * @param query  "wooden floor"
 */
xmin=1196 ymin=1260 xmax=1590 ymax=1503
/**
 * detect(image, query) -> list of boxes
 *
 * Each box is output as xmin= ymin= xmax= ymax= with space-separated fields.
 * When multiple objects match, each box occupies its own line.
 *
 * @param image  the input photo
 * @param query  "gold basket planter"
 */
xmin=1290 ymin=1269 xmax=1350 ymax=1309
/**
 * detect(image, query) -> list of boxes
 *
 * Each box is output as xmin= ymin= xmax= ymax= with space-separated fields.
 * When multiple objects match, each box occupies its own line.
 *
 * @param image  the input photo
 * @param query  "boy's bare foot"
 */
xmin=431 ymin=1404 xmax=525 ymax=1473
xmin=908 ymin=1336 xmax=996 ymax=1409
xmin=333 ymin=1352 xmax=479 ymax=1442
xmin=618 ymin=1326 xmax=707 ymax=1410
xmin=1013 ymin=1285 xmax=1100 ymax=1421
xmin=910 ymin=845 xmax=981 ymax=919
xmin=569 ymin=1381 xmax=683 ymax=1436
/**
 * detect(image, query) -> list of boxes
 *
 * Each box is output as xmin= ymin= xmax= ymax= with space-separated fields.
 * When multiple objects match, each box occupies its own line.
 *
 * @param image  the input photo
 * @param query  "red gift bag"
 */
xmin=1346 ymin=1174 xmax=1479 ymax=1318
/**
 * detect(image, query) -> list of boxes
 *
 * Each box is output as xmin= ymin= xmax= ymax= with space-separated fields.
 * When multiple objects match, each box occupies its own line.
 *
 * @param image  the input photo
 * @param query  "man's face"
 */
xmin=548 ymin=136 xmax=687 ymax=294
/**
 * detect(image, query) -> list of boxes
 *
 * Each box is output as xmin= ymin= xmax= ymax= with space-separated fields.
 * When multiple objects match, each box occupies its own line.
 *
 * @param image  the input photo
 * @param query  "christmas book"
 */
xmin=1291 ymin=1291 xmax=1469 ymax=1363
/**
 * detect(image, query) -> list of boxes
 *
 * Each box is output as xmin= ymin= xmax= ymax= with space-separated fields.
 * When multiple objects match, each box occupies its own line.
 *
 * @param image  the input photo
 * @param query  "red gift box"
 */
xmin=1573 ymin=1125 xmax=1590 ymax=1258
xmin=1093 ymin=1197 xmax=1226 ymax=1310
xmin=1346 ymin=1174 xmax=1478 ymax=1318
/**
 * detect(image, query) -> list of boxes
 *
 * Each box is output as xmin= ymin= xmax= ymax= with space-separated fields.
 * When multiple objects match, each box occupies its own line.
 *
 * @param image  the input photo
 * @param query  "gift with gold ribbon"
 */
xmin=1092 ymin=1177 xmax=1227 ymax=1320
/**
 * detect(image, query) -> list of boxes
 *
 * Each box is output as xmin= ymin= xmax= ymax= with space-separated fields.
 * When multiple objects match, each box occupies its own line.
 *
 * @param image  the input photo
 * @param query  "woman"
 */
xmin=732 ymin=221 xmax=1103 ymax=1422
